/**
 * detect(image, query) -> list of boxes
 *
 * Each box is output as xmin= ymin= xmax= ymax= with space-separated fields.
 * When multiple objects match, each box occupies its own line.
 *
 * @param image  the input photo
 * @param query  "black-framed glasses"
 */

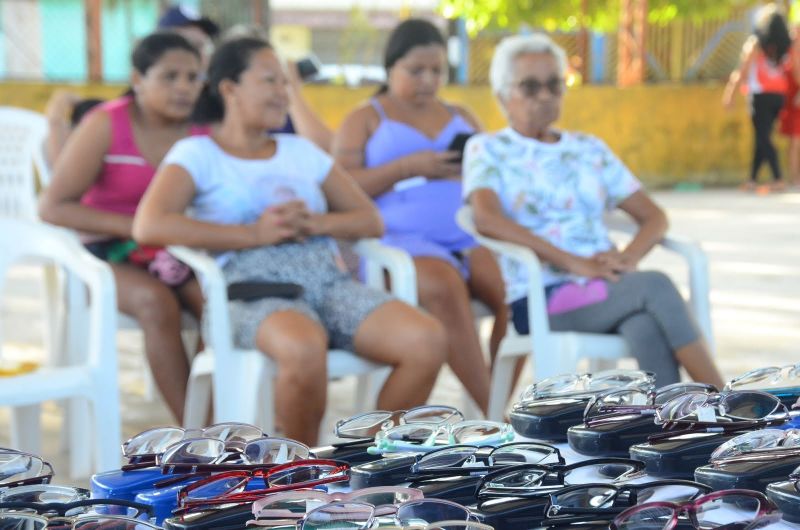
xmin=335 ymin=405 xmax=464 ymax=440
xmin=583 ymin=383 xmax=717 ymax=426
xmin=0 ymin=449 xmax=53 ymax=489
xmin=513 ymin=76 xmax=565 ymax=98
xmin=408 ymin=442 xmax=564 ymax=479
xmin=0 ymin=498 xmax=153 ymax=520
xmin=475 ymin=458 xmax=646 ymax=501
xmin=517 ymin=370 xmax=655 ymax=405
xmin=542 ymin=480 xmax=712 ymax=518
xmin=609 ymin=488 xmax=778 ymax=530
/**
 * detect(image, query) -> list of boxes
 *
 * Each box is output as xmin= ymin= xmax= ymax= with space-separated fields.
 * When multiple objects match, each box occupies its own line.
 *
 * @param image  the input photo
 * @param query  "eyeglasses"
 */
xmin=518 ymin=370 xmax=655 ymax=404
xmin=513 ymin=76 xmax=565 ymax=98
xmin=121 ymin=422 xmax=265 ymax=469
xmin=610 ymin=489 xmax=778 ymax=529
xmin=156 ymin=435 xmax=311 ymax=471
xmin=710 ymin=428 xmax=800 ymax=461
xmin=725 ymin=363 xmax=800 ymax=391
xmin=741 ymin=513 xmax=788 ymax=529
xmin=0 ymin=484 xmax=89 ymax=504
xmin=369 ymin=420 xmax=514 ymax=455
xmin=282 ymin=498 xmax=477 ymax=530
xmin=0 ymin=498 xmax=153 ymax=519
xmin=335 ymin=405 xmax=465 ymax=440
xmin=409 ymin=442 xmax=564 ymax=478
xmin=247 ymin=486 xmax=424 ymax=525
xmin=176 ymin=459 xmax=349 ymax=513
xmin=541 ymin=480 xmax=712 ymax=519
xmin=0 ymin=449 xmax=53 ymax=488
xmin=0 ymin=512 xmax=160 ymax=529
xmin=583 ymin=383 xmax=717 ymax=426
xmin=476 ymin=458 xmax=646 ymax=501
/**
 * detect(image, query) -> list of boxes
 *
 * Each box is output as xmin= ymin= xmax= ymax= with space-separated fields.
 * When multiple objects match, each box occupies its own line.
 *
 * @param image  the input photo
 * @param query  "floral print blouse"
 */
xmin=463 ymin=127 xmax=641 ymax=304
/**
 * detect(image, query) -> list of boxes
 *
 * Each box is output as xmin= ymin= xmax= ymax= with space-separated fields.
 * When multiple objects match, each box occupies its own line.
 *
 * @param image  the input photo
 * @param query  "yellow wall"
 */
xmin=1 ymin=82 xmax=765 ymax=186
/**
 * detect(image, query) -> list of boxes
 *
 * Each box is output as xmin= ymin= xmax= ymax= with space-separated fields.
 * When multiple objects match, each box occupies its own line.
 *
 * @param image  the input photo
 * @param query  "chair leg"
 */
xmin=488 ymin=355 xmax=517 ymax=422
xmin=68 ymin=396 xmax=92 ymax=478
xmin=10 ymin=404 xmax=41 ymax=454
xmin=91 ymin=385 xmax=122 ymax=473
xmin=183 ymin=350 xmax=214 ymax=428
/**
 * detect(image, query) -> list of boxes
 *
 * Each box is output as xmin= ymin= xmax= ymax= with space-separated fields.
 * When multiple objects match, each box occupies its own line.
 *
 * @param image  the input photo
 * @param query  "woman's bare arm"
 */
xmin=307 ymin=163 xmax=384 ymax=239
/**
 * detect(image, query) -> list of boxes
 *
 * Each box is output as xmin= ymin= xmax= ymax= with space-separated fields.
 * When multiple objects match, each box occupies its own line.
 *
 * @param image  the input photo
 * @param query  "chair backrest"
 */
xmin=0 ymin=219 xmax=117 ymax=374
xmin=0 ymin=107 xmax=50 ymax=220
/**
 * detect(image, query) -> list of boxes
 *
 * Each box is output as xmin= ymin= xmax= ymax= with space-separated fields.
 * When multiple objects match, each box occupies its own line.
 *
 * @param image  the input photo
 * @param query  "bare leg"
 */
xmin=255 ymin=310 xmax=328 ymax=445
xmin=113 ymin=264 xmax=190 ymax=422
xmin=467 ymin=247 xmax=509 ymax=363
xmin=353 ymin=301 xmax=446 ymax=410
xmin=176 ymin=278 xmax=205 ymax=352
xmin=674 ymin=340 xmax=724 ymax=388
xmin=415 ymin=257 xmax=491 ymax=415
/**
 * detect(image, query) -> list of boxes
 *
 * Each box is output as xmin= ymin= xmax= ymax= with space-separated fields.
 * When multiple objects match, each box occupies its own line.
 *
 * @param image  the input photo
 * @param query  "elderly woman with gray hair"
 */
xmin=463 ymin=34 xmax=723 ymax=387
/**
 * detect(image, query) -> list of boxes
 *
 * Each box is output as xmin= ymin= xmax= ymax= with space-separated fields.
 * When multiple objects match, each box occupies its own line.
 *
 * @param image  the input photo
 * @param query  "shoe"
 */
xmin=756 ymin=184 xmax=772 ymax=195
xmin=739 ymin=181 xmax=757 ymax=191
xmin=771 ymin=181 xmax=787 ymax=192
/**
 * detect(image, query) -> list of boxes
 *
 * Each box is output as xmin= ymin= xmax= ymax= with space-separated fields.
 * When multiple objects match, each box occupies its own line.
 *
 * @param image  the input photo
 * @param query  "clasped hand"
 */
xmin=251 ymin=200 xmax=319 ymax=245
xmin=571 ymin=248 xmax=636 ymax=282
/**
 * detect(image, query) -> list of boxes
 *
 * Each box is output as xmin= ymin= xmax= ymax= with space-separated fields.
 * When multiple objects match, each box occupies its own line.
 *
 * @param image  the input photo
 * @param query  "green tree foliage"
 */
xmin=438 ymin=0 xmax=761 ymax=34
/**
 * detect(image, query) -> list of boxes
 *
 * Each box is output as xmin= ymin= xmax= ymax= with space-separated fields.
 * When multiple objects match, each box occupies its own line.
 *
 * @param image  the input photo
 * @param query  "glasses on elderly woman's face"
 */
xmin=513 ymin=76 xmax=565 ymax=98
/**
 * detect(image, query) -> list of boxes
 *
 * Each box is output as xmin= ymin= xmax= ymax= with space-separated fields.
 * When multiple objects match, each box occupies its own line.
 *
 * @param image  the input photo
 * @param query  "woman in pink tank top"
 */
xmin=40 ymin=32 xmax=206 ymax=422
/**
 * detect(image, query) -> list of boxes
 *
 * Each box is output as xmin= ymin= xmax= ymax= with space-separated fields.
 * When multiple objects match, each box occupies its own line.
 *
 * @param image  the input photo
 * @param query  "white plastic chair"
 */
xmin=456 ymin=206 xmax=713 ymax=421
xmin=0 ymin=219 xmax=121 ymax=477
xmin=170 ymin=239 xmax=417 ymax=433
xmin=0 ymin=107 xmax=49 ymax=219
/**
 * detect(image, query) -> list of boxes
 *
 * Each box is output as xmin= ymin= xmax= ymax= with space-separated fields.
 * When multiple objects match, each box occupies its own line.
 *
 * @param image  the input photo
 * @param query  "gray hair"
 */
xmin=490 ymin=33 xmax=568 ymax=100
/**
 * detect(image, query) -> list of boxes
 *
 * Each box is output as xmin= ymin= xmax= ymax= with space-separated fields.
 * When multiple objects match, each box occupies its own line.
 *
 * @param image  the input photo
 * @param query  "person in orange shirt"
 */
xmin=723 ymin=4 xmax=792 ymax=192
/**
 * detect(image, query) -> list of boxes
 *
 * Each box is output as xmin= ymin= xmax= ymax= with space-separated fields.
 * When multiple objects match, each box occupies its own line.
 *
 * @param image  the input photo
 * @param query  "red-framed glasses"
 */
xmin=175 ymin=459 xmax=349 ymax=513
xmin=610 ymin=489 xmax=778 ymax=529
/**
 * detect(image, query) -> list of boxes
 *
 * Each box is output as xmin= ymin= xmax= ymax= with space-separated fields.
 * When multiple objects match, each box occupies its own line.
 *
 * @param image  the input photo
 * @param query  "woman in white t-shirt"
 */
xmin=463 ymin=34 xmax=723 ymax=391
xmin=133 ymin=37 xmax=447 ymax=445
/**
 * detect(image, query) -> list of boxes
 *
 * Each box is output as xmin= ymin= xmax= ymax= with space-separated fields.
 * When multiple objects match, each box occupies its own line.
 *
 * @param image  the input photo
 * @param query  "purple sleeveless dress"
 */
xmin=365 ymin=98 xmax=476 ymax=277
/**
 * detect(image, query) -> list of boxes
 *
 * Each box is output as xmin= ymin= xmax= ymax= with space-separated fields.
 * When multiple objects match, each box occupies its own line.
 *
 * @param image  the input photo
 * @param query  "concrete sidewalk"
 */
xmin=1 ymin=188 xmax=799 ymax=483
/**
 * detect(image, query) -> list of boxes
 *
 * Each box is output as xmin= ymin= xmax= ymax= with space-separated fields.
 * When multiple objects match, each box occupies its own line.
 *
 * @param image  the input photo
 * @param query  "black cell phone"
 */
xmin=296 ymin=55 xmax=321 ymax=80
xmin=226 ymin=281 xmax=303 ymax=302
xmin=447 ymin=132 xmax=474 ymax=162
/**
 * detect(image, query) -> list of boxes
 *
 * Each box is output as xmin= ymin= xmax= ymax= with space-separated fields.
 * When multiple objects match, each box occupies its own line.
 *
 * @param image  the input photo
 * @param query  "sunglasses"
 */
xmin=369 ymin=420 xmax=514 ymax=455
xmin=176 ymin=459 xmax=349 ymax=513
xmin=476 ymin=458 xmax=646 ymax=501
xmin=121 ymin=422 xmax=266 ymax=470
xmin=710 ymin=428 xmax=800 ymax=462
xmin=610 ymin=488 xmax=778 ymax=529
xmin=247 ymin=487 xmax=424 ymax=525
xmin=518 ymin=370 xmax=655 ymax=405
xmin=0 ymin=498 xmax=153 ymax=520
xmin=263 ymin=498 xmax=477 ymax=530
xmin=0 ymin=512 xmax=161 ymax=530
xmin=408 ymin=442 xmax=564 ymax=479
xmin=335 ymin=405 xmax=465 ymax=440
xmin=583 ymin=383 xmax=718 ymax=426
xmin=513 ymin=76 xmax=565 ymax=98
xmin=0 ymin=449 xmax=54 ymax=489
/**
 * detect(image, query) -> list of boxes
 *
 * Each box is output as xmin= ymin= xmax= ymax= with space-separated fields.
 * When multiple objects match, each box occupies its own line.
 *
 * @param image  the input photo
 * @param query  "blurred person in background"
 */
xmin=335 ymin=19 xmax=508 ymax=416
xmin=466 ymin=33 xmax=724 ymax=389
xmin=723 ymin=3 xmax=792 ymax=192
xmin=133 ymin=37 xmax=447 ymax=444
xmin=39 ymin=33 xmax=207 ymax=422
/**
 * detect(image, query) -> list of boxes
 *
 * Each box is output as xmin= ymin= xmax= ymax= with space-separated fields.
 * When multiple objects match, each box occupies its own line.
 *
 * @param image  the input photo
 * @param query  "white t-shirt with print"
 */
xmin=162 ymin=134 xmax=334 ymax=264
xmin=462 ymin=127 xmax=642 ymax=304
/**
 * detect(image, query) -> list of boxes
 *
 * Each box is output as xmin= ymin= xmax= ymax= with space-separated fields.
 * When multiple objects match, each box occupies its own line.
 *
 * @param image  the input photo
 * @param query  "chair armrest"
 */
xmin=167 ymin=246 xmax=234 ymax=352
xmin=352 ymin=239 xmax=418 ymax=305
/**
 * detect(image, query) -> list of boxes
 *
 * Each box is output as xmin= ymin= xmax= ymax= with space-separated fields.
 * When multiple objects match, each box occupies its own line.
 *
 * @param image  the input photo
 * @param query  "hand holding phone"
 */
xmin=295 ymin=55 xmax=321 ymax=81
xmin=447 ymin=133 xmax=474 ymax=163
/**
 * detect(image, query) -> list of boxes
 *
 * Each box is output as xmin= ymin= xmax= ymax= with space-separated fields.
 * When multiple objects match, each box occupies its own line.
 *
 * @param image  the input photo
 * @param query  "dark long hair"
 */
xmin=192 ymin=37 xmax=272 ymax=123
xmin=124 ymin=31 xmax=200 ymax=98
xmin=754 ymin=5 xmax=791 ymax=63
xmin=377 ymin=18 xmax=446 ymax=95
xmin=132 ymin=31 xmax=200 ymax=75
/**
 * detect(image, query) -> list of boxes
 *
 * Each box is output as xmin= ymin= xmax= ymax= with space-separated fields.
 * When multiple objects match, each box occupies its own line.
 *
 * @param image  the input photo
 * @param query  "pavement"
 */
xmin=1 ymin=188 xmax=799 ymax=484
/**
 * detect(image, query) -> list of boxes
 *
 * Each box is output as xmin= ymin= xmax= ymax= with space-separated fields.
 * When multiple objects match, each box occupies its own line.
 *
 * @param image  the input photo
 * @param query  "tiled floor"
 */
xmin=2 ymin=188 xmax=799 ymax=485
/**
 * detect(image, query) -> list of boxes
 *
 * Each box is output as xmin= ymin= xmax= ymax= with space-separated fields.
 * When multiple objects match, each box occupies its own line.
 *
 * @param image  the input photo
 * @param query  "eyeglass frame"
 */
xmin=724 ymin=363 xmax=800 ymax=391
xmin=517 ymin=370 xmax=656 ymax=405
xmin=408 ymin=442 xmax=565 ymax=479
xmin=293 ymin=498 xmax=477 ymax=530
xmin=175 ymin=459 xmax=350 ymax=513
xmin=609 ymin=488 xmax=778 ymax=530
xmin=368 ymin=420 xmax=515 ymax=455
xmin=334 ymin=405 xmax=465 ymax=440
xmin=0 ymin=498 xmax=153 ymax=520
xmin=0 ymin=448 xmax=54 ymax=489
xmin=475 ymin=458 xmax=647 ymax=502
xmin=0 ymin=511 xmax=161 ymax=529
